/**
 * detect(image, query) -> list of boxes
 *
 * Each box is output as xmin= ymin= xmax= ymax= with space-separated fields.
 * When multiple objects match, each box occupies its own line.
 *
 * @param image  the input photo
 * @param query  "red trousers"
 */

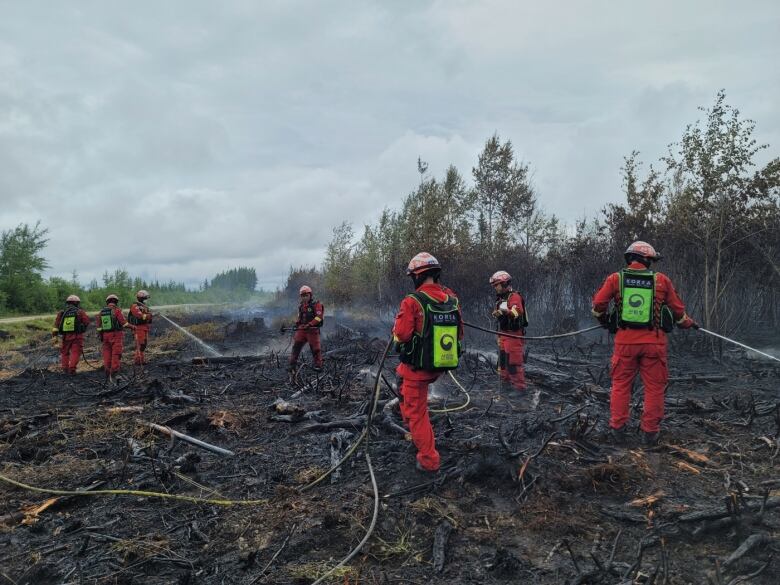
xmin=134 ymin=325 xmax=150 ymax=365
xmin=398 ymin=373 xmax=440 ymax=471
xmin=60 ymin=334 xmax=83 ymax=374
xmin=498 ymin=335 xmax=526 ymax=390
xmin=610 ymin=343 xmax=668 ymax=433
xmin=289 ymin=329 xmax=323 ymax=368
xmin=101 ymin=331 xmax=124 ymax=375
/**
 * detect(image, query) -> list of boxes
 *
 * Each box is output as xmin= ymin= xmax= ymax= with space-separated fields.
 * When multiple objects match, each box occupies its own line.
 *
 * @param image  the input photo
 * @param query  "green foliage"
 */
xmin=313 ymin=136 xmax=565 ymax=314
xmin=279 ymin=266 xmax=323 ymax=302
xmin=605 ymin=90 xmax=780 ymax=334
xmin=205 ymin=267 xmax=259 ymax=301
xmin=0 ymin=233 xmax=268 ymax=315
xmin=322 ymin=222 xmax=354 ymax=305
xmin=313 ymin=93 xmax=779 ymax=335
xmin=0 ymin=222 xmax=50 ymax=314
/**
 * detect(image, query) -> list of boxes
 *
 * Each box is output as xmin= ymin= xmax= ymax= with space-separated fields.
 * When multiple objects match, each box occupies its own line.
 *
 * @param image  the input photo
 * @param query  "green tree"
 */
xmin=663 ymin=90 xmax=775 ymax=332
xmin=0 ymin=222 xmax=50 ymax=313
xmin=472 ymin=134 xmax=537 ymax=256
xmin=322 ymin=222 xmax=354 ymax=304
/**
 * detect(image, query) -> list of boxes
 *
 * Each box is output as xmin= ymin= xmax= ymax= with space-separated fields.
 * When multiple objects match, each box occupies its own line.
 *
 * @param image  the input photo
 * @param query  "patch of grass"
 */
xmin=187 ymin=322 xmax=224 ymax=342
xmin=155 ymin=329 xmax=186 ymax=351
xmin=294 ymin=466 xmax=327 ymax=484
xmin=58 ymin=410 xmax=134 ymax=441
xmin=1 ymin=454 xmax=103 ymax=486
xmin=373 ymin=524 xmax=424 ymax=562
xmin=523 ymin=495 xmax=595 ymax=536
xmin=287 ymin=561 xmax=356 ymax=582
xmin=409 ymin=496 xmax=459 ymax=526
xmin=110 ymin=534 xmax=173 ymax=564
xmin=0 ymin=318 xmax=52 ymax=352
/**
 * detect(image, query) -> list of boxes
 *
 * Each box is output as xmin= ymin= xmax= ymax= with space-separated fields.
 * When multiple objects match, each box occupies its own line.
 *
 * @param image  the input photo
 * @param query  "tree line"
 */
xmin=0 ymin=226 xmax=264 ymax=315
xmin=283 ymin=91 xmax=780 ymax=337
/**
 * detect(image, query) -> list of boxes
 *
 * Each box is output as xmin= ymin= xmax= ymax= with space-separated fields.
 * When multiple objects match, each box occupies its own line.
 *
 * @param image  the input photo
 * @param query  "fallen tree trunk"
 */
xmin=668 ymin=374 xmax=728 ymax=383
xmin=677 ymin=497 xmax=780 ymax=523
xmin=432 ymin=520 xmax=453 ymax=572
xmin=723 ymin=533 xmax=774 ymax=568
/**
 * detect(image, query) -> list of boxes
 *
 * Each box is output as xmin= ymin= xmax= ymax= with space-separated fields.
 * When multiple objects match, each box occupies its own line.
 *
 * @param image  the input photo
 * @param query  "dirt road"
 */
xmin=0 ymin=303 xmax=219 ymax=324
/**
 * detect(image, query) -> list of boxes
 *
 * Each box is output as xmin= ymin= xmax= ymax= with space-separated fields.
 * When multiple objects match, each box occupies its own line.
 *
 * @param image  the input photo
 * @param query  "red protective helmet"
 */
xmin=66 ymin=294 xmax=81 ymax=303
xmin=406 ymin=252 xmax=441 ymax=276
xmin=106 ymin=294 xmax=119 ymax=303
xmin=489 ymin=270 xmax=512 ymax=286
xmin=625 ymin=241 xmax=661 ymax=261
xmin=299 ymin=285 xmax=312 ymax=295
xmin=136 ymin=290 xmax=150 ymax=300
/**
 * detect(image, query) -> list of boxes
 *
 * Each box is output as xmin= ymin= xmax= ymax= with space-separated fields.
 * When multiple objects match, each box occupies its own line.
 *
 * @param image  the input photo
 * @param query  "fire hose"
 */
xmin=462 ymin=320 xmax=602 ymax=340
xmin=465 ymin=319 xmax=779 ymax=364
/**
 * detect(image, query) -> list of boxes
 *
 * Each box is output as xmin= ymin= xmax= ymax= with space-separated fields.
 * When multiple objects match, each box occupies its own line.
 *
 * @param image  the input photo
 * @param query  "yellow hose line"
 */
xmin=430 ymin=371 xmax=471 ymax=414
xmin=0 ymin=473 xmax=267 ymax=507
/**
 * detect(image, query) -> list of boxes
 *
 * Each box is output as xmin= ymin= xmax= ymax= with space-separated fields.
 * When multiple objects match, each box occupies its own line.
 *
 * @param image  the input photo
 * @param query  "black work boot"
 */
xmin=609 ymin=426 xmax=627 ymax=445
xmin=415 ymin=460 xmax=438 ymax=474
xmin=641 ymin=431 xmax=660 ymax=447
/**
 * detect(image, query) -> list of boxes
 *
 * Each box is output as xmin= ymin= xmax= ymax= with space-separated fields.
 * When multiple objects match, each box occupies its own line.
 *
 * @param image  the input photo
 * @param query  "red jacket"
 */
xmin=296 ymin=299 xmax=324 ymax=328
xmin=53 ymin=307 xmax=91 ymax=337
xmin=495 ymin=290 xmax=526 ymax=331
xmin=393 ymin=283 xmax=462 ymax=380
xmin=592 ymin=261 xmax=690 ymax=345
xmin=129 ymin=301 xmax=153 ymax=327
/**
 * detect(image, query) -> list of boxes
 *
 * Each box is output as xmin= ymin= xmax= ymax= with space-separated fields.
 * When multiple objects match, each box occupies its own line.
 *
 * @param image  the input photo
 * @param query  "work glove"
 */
xmin=51 ymin=336 xmax=60 ymax=348
xmin=492 ymin=309 xmax=503 ymax=318
xmin=676 ymin=316 xmax=698 ymax=330
xmin=591 ymin=309 xmax=609 ymax=327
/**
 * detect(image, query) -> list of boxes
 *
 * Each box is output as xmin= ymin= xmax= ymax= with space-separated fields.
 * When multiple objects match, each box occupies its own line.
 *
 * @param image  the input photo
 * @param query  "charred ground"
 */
xmin=1 ymin=309 xmax=779 ymax=584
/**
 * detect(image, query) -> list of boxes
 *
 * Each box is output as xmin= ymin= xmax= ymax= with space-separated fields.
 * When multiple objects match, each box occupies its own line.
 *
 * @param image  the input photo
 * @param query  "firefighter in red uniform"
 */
xmin=128 ymin=290 xmax=153 ymax=365
xmin=490 ymin=270 xmax=528 ymax=391
xmin=96 ymin=294 xmax=134 ymax=382
xmin=52 ymin=294 xmax=91 ymax=375
xmin=288 ymin=285 xmax=324 ymax=372
xmin=394 ymin=252 xmax=462 ymax=472
xmin=592 ymin=241 xmax=697 ymax=445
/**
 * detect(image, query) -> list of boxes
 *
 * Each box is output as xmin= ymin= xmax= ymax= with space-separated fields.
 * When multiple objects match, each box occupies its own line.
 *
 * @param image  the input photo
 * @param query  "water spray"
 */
xmin=698 ymin=327 xmax=780 ymax=364
xmin=159 ymin=314 xmax=223 ymax=357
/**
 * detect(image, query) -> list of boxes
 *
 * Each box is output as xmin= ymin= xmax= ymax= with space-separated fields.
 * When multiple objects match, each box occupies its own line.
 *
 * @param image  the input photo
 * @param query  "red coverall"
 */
xmin=96 ymin=305 xmax=129 ymax=375
xmin=592 ymin=261 xmax=694 ymax=433
xmin=129 ymin=301 xmax=153 ymax=365
xmin=496 ymin=290 xmax=527 ymax=391
xmin=53 ymin=308 xmax=91 ymax=374
xmin=289 ymin=300 xmax=324 ymax=369
xmin=393 ymin=283 xmax=462 ymax=472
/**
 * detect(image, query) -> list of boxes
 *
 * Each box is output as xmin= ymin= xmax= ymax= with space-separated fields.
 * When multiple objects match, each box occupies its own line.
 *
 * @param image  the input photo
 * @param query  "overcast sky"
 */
xmin=1 ymin=1 xmax=778 ymax=290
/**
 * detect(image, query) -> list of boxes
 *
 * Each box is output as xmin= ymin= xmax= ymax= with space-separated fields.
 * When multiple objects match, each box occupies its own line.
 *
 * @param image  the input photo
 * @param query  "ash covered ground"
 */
xmin=1 ymin=308 xmax=779 ymax=584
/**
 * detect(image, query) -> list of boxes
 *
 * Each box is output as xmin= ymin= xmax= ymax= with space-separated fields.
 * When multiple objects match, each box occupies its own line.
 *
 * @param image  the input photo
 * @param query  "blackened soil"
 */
xmin=1 ymin=317 xmax=779 ymax=584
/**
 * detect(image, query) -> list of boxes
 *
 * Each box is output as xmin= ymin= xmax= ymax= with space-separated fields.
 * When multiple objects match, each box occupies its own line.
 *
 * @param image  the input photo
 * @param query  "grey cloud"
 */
xmin=0 ymin=1 xmax=777 ymax=289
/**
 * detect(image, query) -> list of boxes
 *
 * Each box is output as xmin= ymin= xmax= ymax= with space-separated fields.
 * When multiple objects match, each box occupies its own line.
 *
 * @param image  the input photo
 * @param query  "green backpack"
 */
xmin=397 ymin=292 xmax=461 ymax=371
